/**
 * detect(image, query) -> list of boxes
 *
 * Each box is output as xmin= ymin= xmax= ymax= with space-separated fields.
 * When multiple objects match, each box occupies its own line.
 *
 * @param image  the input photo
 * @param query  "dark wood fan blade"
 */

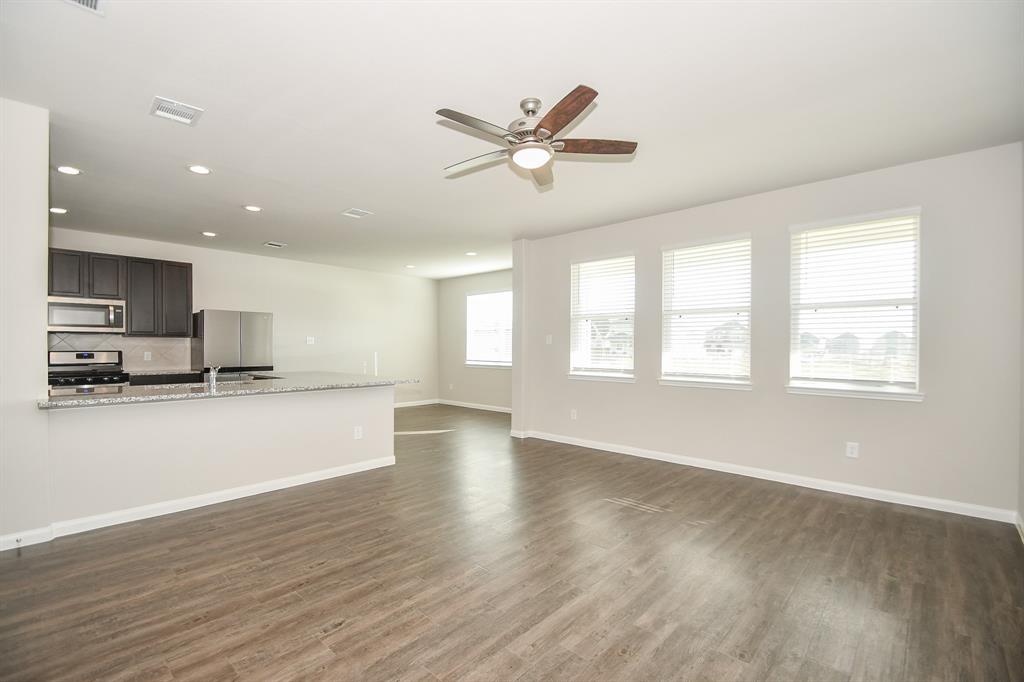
xmin=444 ymin=149 xmax=508 ymax=173
xmin=554 ymin=139 xmax=638 ymax=154
xmin=437 ymin=109 xmax=515 ymax=142
xmin=533 ymin=85 xmax=598 ymax=139
xmin=531 ymin=164 xmax=554 ymax=186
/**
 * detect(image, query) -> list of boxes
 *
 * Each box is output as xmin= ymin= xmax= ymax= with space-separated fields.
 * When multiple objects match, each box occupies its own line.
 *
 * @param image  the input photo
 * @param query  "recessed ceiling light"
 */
xmin=342 ymin=208 xmax=374 ymax=219
xmin=201 ymin=231 xmax=217 ymax=237
xmin=188 ymin=165 xmax=211 ymax=175
xmin=465 ymin=252 xmax=477 ymax=256
xmin=49 ymin=207 xmax=68 ymax=214
xmin=243 ymin=205 xmax=262 ymax=212
xmin=405 ymin=264 xmax=416 ymax=269
xmin=56 ymin=165 xmax=82 ymax=175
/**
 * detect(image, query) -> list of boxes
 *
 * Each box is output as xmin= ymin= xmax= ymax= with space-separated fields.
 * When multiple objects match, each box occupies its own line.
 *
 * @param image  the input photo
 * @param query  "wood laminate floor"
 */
xmin=2 ymin=405 xmax=1022 ymax=681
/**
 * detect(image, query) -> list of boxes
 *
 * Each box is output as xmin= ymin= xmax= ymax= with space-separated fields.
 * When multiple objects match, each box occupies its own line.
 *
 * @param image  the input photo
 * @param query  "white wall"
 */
xmin=49 ymin=229 xmax=439 ymax=403
xmin=0 ymin=98 xmax=51 ymax=540
xmin=438 ymin=269 xmax=513 ymax=410
xmin=514 ymin=143 xmax=1023 ymax=518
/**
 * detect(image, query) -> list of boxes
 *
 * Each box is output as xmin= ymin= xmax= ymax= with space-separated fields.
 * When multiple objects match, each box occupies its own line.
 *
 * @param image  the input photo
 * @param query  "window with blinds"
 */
xmin=662 ymin=238 xmax=751 ymax=384
xmin=570 ymin=256 xmax=635 ymax=377
xmin=465 ymin=290 xmax=513 ymax=366
xmin=790 ymin=212 xmax=919 ymax=393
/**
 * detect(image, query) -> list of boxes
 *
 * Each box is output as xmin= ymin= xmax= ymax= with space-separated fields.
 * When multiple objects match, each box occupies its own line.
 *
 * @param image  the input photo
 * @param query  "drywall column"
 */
xmin=511 ymin=239 xmax=529 ymax=436
xmin=0 ymin=98 xmax=51 ymax=549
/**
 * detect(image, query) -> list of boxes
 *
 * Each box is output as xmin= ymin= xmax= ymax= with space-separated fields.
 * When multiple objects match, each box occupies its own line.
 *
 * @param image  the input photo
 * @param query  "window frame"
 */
xmin=786 ymin=207 xmax=924 ymax=402
xmin=568 ymin=253 xmax=637 ymax=381
xmin=464 ymin=288 xmax=513 ymax=368
xmin=659 ymin=234 xmax=753 ymax=390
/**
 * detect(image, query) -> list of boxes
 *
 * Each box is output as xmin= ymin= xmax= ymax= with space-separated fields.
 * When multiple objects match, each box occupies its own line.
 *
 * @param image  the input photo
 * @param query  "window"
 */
xmin=662 ymin=238 xmax=751 ymax=387
xmin=465 ymin=290 xmax=512 ymax=367
xmin=570 ymin=256 xmax=635 ymax=378
xmin=789 ymin=212 xmax=920 ymax=398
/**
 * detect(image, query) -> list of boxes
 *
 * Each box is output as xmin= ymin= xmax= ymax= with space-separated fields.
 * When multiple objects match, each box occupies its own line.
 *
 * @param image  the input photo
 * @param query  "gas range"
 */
xmin=48 ymin=350 xmax=131 ymax=394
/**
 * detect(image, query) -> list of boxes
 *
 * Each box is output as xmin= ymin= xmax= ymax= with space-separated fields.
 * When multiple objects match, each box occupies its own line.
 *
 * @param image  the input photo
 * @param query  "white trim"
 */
xmin=786 ymin=382 xmax=924 ymax=402
xmin=395 ymin=399 xmax=439 ymax=408
xmin=438 ymin=399 xmax=511 ymax=413
xmin=464 ymin=362 xmax=512 ymax=369
xmin=1016 ymin=514 xmax=1024 ymax=547
xmin=0 ymin=456 xmax=395 ymax=552
xmin=0 ymin=526 xmax=55 ymax=552
xmin=659 ymin=378 xmax=752 ymax=391
xmin=568 ymin=373 xmax=636 ymax=383
xmin=519 ymin=430 xmax=1016 ymax=524
xmin=788 ymin=206 xmax=922 ymax=234
xmin=510 ymin=429 xmax=527 ymax=439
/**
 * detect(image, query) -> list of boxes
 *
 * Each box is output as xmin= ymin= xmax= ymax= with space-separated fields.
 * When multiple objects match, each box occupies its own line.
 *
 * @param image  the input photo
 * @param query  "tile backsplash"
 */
xmin=48 ymin=333 xmax=191 ymax=372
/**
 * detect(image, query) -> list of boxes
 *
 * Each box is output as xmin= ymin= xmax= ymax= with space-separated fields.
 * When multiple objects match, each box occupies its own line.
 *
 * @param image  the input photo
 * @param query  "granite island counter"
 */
xmin=39 ymin=371 xmax=416 ymax=409
xmin=37 ymin=372 xmax=414 ymax=543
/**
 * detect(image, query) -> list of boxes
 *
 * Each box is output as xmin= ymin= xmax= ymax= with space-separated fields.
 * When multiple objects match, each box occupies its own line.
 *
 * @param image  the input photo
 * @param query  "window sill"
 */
xmin=659 ymin=377 xmax=752 ymax=391
xmin=465 ymin=362 xmax=511 ymax=369
xmin=568 ymin=373 xmax=635 ymax=384
xmin=786 ymin=381 xmax=923 ymax=402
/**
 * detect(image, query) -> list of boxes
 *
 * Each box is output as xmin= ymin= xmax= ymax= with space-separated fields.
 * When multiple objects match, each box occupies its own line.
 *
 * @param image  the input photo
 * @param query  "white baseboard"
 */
xmin=1016 ymin=514 xmax=1024 ymax=546
xmin=0 ymin=456 xmax=395 ymax=552
xmin=521 ymin=430 xmax=1017 ymax=524
xmin=395 ymin=399 xmax=439 ymax=408
xmin=438 ymin=399 xmax=511 ymax=414
xmin=510 ymin=429 xmax=527 ymax=438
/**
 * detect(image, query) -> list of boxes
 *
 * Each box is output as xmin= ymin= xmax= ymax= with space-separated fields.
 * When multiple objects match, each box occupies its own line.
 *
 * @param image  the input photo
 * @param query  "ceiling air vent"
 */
xmin=63 ymin=0 xmax=104 ymax=15
xmin=263 ymin=241 xmax=287 ymax=249
xmin=149 ymin=96 xmax=204 ymax=126
xmin=342 ymin=208 xmax=374 ymax=219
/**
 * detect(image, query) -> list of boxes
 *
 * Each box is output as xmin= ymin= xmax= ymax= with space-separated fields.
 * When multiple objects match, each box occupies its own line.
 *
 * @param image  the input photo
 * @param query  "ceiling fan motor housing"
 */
xmin=508 ymin=116 xmax=542 ymax=139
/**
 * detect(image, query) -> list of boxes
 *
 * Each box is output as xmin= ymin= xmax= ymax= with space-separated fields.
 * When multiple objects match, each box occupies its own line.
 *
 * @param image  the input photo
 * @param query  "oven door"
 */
xmin=48 ymin=297 xmax=126 ymax=333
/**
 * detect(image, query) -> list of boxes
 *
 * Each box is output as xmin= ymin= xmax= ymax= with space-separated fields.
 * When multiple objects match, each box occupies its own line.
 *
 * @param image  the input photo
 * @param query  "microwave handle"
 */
xmin=109 ymin=305 xmax=115 ymax=325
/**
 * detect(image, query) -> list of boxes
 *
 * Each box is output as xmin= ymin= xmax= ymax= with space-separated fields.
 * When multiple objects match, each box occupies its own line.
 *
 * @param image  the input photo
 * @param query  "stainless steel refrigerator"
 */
xmin=191 ymin=310 xmax=274 ymax=371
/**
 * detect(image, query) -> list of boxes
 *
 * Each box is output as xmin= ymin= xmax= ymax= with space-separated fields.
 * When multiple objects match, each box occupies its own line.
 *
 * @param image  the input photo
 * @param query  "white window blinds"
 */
xmin=570 ymin=256 xmax=635 ymax=377
xmin=465 ymin=290 xmax=513 ymax=366
xmin=790 ymin=213 xmax=919 ymax=389
xmin=662 ymin=238 xmax=751 ymax=383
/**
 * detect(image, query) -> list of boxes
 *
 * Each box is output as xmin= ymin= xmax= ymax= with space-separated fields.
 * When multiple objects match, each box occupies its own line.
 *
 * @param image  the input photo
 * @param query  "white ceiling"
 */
xmin=2 ymin=1 xmax=1022 ymax=279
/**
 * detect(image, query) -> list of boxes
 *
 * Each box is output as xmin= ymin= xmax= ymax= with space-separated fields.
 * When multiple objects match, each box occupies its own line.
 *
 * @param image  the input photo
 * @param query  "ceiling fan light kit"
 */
xmin=437 ymin=84 xmax=637 ymax=185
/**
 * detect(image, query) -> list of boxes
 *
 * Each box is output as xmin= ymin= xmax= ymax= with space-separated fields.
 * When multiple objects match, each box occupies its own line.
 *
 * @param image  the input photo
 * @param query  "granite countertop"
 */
xmin=39 ymin=372 xmax=417 ymax=410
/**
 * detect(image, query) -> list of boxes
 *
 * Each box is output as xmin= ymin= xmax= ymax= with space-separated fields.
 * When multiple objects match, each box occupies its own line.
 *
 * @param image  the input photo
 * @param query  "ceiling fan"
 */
xmin=437 ymin=84 xmax=637 ymax=185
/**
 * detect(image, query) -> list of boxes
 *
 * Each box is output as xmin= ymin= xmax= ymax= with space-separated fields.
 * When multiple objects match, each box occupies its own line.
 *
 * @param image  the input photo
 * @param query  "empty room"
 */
xmin=1 ymin=1 xmax=1022 ymax=680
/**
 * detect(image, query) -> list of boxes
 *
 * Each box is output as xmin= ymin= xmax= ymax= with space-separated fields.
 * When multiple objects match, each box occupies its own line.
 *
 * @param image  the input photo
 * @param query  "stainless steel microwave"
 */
xmin=47 ymin=297 xmax=126 ymax=333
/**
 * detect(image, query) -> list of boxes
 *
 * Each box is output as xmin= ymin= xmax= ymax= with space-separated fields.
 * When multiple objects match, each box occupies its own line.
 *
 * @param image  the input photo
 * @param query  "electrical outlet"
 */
xmin=845 ymin=441 xmax=860 ymax=459
xmin=306 ymin=336 xmax=316 ymax=345
xmin=570 ymin=408 xmax=578 ymax=420
xmin=545 ymin=334 xmax=553 ymax=345
xmin=143 ymin=351 xmax=152 ymax=361
xmin=354 ymin=426 xmax=363 ymax=440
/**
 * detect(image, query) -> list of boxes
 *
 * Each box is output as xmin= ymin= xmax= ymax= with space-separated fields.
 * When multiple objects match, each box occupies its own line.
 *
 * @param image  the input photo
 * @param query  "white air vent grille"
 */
xmin=63 ymin=0 xmax=104 ymax=15
xmin=263 ymin=241 xmax=287 ymax=249
xmin=342 ymin=208 xmax=374 ymax=219
xmin=149 ymin=97 xmax=204 ymax=126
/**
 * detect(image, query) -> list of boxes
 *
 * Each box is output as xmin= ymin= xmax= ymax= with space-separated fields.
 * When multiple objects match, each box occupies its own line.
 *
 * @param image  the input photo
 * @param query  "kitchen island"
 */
xmin=36 ymin=372 xmax=413 ymax=545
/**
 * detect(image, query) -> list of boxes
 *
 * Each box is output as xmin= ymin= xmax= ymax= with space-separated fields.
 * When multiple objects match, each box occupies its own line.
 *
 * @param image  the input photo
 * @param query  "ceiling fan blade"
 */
xmin=443 ymin=149 xmax=509 ymax=173
xmin=533 ymin=85 xmax=598 ymax=139
xmin=437 ymin=109 xmax=516 ymax=143
xmin=553 ymin=139 xmax=638 ymax=154
xmin=531 ymin=164 xmax=554 ymax=186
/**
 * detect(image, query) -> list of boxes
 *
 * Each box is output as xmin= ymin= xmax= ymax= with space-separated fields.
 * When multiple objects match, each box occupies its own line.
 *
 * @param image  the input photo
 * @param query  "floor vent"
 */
xmin=149 ymin=97 xmax=204 ymax=126
xmin=63 ymin=0 xmax=104 ymax=15
xmin=603 ymin=497 xmax=669 ymax=514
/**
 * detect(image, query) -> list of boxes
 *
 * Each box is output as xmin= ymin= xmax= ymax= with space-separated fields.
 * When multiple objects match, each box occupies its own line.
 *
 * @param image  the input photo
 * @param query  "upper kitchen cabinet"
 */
xmin=126 ymin=258 xmax=193 ymax=337
xmin=48 ymin=249 xmax=87 ymax=297
xmin=87 ymin=253 xmax=127 ymax=299
xmin=49 ymin=249 xmax=127 ymax=300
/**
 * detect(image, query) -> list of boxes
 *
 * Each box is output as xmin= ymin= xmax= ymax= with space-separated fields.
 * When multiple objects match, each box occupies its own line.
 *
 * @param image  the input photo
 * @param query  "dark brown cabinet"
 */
xmin=126 ymin=257 xmax=192 ymax=337
xmin=48 ymin=249 xmax=87 ymax=297
xmin=48 ymin=247 xmax=192 ymax=337
xmin=87 ymin=253 xmax=127 ymax=299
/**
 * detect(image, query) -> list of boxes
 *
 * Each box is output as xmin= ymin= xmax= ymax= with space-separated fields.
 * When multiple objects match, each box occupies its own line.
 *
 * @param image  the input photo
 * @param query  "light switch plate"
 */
xmin=143 ymin=351 xmax=152 ymax=361
xmin=306 ymin=336 xmax=315 ymax=345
